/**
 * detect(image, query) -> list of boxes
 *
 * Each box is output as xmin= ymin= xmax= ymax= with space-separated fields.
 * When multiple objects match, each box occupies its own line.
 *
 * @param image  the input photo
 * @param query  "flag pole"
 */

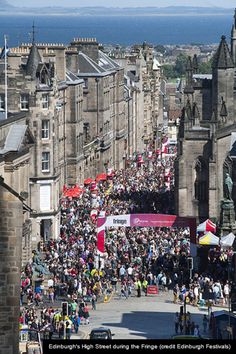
xmin=4 ymin=35 xmax=7 ymax=120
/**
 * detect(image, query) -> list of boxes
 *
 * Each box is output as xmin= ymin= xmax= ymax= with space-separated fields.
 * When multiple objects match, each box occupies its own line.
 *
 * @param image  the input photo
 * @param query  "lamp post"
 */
xmin=228 ymin=255 xmax=231 ymax=339
xmin=227 ymin=251 xmax=236 ymax=339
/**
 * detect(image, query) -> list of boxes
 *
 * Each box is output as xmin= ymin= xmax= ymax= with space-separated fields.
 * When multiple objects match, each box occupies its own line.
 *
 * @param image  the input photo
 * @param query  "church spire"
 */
xmin=25 ymin=22 xmax=41 ymax=79
xmin=32 ymin=21 xmax=35 ymax=45
xmin=192 ymin=54 xmax=198 ymax=74
xmin=231 ymin=9 xmax=236 ymax=64
xmin=184 ymin=56 xmax=194 ymax=94
xmin=212 ymin=35 xmax=234 ymax=69
xmin=220 ymin=97 xmax=228 ymax=124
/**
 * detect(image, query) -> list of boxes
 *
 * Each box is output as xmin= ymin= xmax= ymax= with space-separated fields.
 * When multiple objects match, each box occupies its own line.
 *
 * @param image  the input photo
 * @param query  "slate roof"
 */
xmin=78 ymin=52 xmax=106 ymax=74
xmin=77 ymin=51 xmax=121 ymax=75
xmin=212 ymin=35 xmax=234 ymax=69
xmin=98 ymin=51 xmax=121 ymax=70
xmin=0 ymin=124 xmax=27 ymax=154
xmin=25 ymin=44 xmax=42 ymax=78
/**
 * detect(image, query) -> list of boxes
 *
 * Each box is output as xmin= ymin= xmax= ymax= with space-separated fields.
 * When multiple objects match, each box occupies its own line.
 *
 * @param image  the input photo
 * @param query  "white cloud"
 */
xmin=8 ymin=0 xmax=236 ymax=8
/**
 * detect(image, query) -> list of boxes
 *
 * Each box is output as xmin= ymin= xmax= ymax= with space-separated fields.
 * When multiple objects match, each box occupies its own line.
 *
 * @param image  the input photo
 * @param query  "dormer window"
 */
xmin=37 ymin=64 xmax=52 ymax=86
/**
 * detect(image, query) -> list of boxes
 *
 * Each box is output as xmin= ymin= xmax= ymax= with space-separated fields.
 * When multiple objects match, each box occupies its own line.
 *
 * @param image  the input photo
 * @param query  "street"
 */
xmin=79 ymin=290 xmax=222 ymax=339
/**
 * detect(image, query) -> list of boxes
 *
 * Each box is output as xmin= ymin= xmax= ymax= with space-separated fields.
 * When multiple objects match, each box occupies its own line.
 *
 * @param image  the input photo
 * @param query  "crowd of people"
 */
xmin=19 ymin=147 xmax=234 ymax=339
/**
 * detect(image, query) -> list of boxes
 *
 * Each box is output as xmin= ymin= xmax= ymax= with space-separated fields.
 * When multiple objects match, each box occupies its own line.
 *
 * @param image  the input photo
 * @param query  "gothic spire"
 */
xmin=234 ymin=8 xmax=236 ymax=29
xmin=192 ymin=102 xmax=200 ymax=125
xmin=212 ymin=35 xmax=234 ymax=69
xmin=220 ymin=97 xmax=228 ymax=118
xmin=192 ymin=54 xmax=198 ymax=74
xmin=25 ymin=22 xmax=41 ymax=79
xmin=184 ymin=56 xmax=194 ymax=93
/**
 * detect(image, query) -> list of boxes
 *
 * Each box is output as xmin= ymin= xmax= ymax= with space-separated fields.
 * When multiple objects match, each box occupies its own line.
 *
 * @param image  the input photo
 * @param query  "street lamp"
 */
xmin=227 ymin=251 xmax=236 ymax=339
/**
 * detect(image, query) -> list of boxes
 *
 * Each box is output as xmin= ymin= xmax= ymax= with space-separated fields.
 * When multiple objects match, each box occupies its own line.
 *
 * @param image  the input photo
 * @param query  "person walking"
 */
xmin=73 ymin=315 xmax=80 ymax=334
xmin=65 ymin=319 xmax=73 ymax=339
xmin=174 ymin=312 xmax=179 ymax=334
xmin=142 ymin=278 xmax=148 ymax=296
xmin=202 ymin=314 xmax=209 ymax=334
xmin=137 ymin=279 xmax=142 ymax=297
xmin=194 ymin=324 xmax=200 ymax=337
xmin=91 ymin=294 xmax=97 ymax=310
xmin=83 ymin=303 xmax=90 ymax=325
xmin=223 ymin=281 xmax=229 ymax=305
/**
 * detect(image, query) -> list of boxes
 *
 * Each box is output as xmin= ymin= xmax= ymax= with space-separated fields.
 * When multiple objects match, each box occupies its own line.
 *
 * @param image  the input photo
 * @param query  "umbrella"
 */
xmin=220 ymin=232 xmax=235 ymax=248
xmin=199 ymin=232 xmax=219 ymax=246
xmin=84 ymin=178 xmax=95 ymax=185
xmin=96 ymin=173 xmax=107 ymax=182
xmin=197 ymin=219 xmax=216 ymax=233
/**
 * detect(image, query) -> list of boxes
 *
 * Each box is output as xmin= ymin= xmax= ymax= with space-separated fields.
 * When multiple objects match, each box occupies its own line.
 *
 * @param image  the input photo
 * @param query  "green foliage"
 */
xmin=198 ymin=58 xmax=213 ymax=74
xmin=175 ymin=53 xmax=188 ymax=77
xmin=162 ymin=54 xmax=213 ymax=80
xmin=162 ymin=53 xmax=188 ymax=80
xmin=162 ymin=64 xmax=176 ymax=79
xmin=154 ymin=44 xmax=166 ymax=54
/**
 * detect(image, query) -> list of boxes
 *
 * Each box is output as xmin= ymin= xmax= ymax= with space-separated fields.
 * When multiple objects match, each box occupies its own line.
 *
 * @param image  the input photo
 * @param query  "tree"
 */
xmin=154 ymin=44 xmax=166 ymax=55
xmin=174 ymin=54 xmax=188 ymax=77
xmin=198 ymin=58 xmax=213 ymax=75
xmin=162 ymin=64 xmax=176 ymax=79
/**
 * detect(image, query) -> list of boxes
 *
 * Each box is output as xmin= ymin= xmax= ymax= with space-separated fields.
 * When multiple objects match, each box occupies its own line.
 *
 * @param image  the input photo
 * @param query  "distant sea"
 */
xmin=0 ymin=14 xmax=233 ymax=47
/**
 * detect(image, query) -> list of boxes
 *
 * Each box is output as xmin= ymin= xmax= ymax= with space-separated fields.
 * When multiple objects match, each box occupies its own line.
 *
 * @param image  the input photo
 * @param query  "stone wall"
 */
xmin=0 ymin=185 xmax=22 ymax=354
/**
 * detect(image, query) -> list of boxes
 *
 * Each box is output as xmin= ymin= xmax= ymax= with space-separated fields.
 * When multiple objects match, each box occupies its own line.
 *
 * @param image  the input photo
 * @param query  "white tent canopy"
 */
xmin=199 ymin=231 xmax=219 ymax=246
xmin=197 ymin=219 xmax=216 ymax=233
xmin=220 ymin=232 xmax=235 ymax=248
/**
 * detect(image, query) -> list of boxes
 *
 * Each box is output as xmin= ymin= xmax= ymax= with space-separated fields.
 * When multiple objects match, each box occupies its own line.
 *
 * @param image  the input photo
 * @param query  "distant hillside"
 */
xmin=0 ymin=5 xmax=234 ymax=16
xmin=0 ymin=0 xmax=13 ymax=8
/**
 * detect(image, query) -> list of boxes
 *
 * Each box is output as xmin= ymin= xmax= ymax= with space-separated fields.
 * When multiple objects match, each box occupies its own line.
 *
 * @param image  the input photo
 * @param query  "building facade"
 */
xmin=176 ymin=10 xmax=236 ymax=233
xmin=0 ymin=35 xmax=163 ymax=259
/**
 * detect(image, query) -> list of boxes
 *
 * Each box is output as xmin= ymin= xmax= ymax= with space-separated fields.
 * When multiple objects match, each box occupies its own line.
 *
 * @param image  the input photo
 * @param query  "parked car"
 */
xmin=89 ymin=327 xmax=114 ymax=340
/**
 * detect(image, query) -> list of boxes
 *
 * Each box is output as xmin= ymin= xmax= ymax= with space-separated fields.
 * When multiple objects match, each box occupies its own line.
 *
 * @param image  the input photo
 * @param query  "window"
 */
xmin=0 ymin=94 xmax=5 ymax=111
xmin=42 ymin=120 xmax=50 ymax=139
xmin=42 ymin=94 xmax=49 ymax=109
xmin=42 ymin=152 xmax=50 ymax=172
xmin=40 ymin=185 xmax=51 ymax=211
xmin=20 ymin=94 xmax=29 ymax=111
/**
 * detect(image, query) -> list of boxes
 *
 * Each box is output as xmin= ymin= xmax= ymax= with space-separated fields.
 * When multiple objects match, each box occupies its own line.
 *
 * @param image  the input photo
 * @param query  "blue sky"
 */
xmin=8 ymin=0 xmax=236 ymax=8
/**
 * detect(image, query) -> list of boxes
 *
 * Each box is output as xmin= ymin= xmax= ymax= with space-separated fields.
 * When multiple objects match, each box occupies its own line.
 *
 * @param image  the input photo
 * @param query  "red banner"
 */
xmin=97 ymin=214 xmax=197 ymax=255
xmin=147 ymin=286 xmax=158 ymax=295
xmin=97 ymin=217 xmax=106 ymax=253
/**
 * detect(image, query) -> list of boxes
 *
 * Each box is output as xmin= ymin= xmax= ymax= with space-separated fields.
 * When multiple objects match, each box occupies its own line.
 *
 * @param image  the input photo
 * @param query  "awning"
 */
xmin=64 ymin=185 xmax=83 ymax=198
xmin=199 ymin=231 xmax=219 ymax=246
xmin=96 ymin=173 xmax=107 ymax=182
xmin=197 ymin=219 xmax=216 ymax=233
xmin=220 ymin=232 xmax=235 ymax=248
xmin=84 ymin=178 xmax=95 ymax=185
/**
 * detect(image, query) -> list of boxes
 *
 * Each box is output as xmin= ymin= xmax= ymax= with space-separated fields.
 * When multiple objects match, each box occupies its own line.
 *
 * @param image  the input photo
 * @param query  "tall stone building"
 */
xmin=0 ymin=34 xmax=163 ymax=257
xmin=0 ymin=113 xmax=34 ymax=263
xmin=112 ymin=42 xmax=163 ymax=153
xmin=0 ymin=36 xmax=136 ymax=249
xmin=0 ymin=177 xmax=31 ymax=354
xmin=176 ymin=10 xmax=236 ymax=234
xmin=67 ymin=38 xmax=127 ymax=176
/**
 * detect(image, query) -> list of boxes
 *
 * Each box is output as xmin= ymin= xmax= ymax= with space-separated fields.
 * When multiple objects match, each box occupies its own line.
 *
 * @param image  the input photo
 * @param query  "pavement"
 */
xmin=22 ymin=289 xmax=227 ymax=341
xmin=75 ymin=289 xmax=226 ymax=340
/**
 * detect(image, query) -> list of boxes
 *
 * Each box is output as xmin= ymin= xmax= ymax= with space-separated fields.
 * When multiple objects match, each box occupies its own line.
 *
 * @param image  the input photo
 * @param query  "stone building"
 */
xmin=0 ymin=177 xmax=31 ymax=354
xmin=0 ymin=113 xmax=34 ymax=264
xmin=0 ymin=35 xmax=163 ymax=255
xmin=0 ymin=40 xmax=86 ymax=245
xmin=112 ymin=42 xmax=163 ymax=153
xmin=67 ymin=38 xmax=127 ymax=176
xmin=176 ymin=10 xmax=236 ymax=234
